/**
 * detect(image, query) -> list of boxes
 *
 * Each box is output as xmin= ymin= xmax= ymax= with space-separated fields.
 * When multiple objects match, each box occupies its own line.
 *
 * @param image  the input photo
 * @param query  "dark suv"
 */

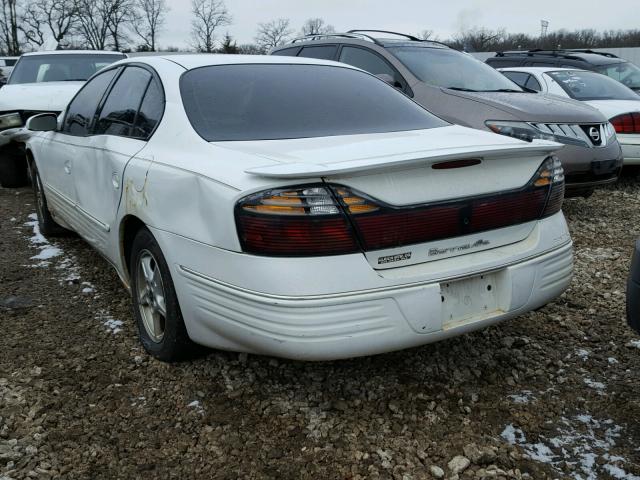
xmin=486 ymin=50 xmax=640 ymax=95
xmin=272 ymin=31 xmax=622 ymax=197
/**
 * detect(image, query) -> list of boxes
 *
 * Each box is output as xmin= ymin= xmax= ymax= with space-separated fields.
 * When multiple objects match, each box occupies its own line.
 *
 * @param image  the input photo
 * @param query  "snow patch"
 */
xmin=501 ymin=415 xmax=638 ymax=480
xmin=24 ymin=214 xmax=63 ymax=264
xmin=508 ymin=390 xmax=536 ymax=404
xmin=187 ymin=400 xmax=204 ymax=415
xmin=583 ymin=378 xmax=606 ymax=391
xmin=575 ymin=349 xmax=590 ymax=360
xmin=96 ymin=310 xmax=123 ymax=334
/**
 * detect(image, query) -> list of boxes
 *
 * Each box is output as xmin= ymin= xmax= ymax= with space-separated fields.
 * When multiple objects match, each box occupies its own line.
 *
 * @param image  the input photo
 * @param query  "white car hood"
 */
xmin=0 ymin=81 xmax=83 ymax=112
xmin=584 ymin=99 xmax=640 ymax=121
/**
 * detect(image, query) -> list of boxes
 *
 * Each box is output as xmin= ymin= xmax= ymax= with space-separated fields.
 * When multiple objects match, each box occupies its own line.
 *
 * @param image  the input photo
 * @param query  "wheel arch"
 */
xmin=120 ymin=214 xmax=148 ymax=283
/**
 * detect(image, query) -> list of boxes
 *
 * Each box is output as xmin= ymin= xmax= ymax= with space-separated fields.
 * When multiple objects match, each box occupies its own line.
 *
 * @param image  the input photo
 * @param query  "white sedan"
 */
xmin=499 ymin=67 xmax=640 ymax=166
xmin=25 ymin=55 xmax=572 ymax=361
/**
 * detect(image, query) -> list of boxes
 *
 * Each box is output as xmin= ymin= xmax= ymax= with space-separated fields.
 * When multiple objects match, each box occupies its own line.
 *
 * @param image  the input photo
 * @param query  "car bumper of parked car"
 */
xmin=0 ymin=127 xmax=29 ymax=148
xmin=618 ymin=134 xmax=640 ymax=166
xmin=556 ymin=141 xmax=622 ymax=196
xmin=156 ymin=214 xmax=573 ymax=361
xmin=627 ymin=239 xmax=640 ymax=335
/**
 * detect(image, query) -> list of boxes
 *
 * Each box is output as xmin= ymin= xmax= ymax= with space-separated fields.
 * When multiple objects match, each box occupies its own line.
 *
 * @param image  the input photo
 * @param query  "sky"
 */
xmin=160 ymin=0 xmax=640 ymax=49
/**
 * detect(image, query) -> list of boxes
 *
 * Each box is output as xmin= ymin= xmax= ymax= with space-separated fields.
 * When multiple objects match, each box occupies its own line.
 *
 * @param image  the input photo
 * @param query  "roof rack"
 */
xmin=565 ymin=49 xmax=619 ymax=58
xmin=347 ymin=29 xmax=452 ymax=48
xmin=347 ymin=29 xmax=421 ymax=41
xmin=495 ymin=48 xmax=619 ymax=59
xmin=290 ymin=32 xmax=382 ymax=45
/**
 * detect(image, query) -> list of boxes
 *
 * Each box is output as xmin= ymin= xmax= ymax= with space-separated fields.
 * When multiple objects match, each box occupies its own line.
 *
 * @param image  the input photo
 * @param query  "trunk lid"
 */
xmin=224 ymin=125 xmax=561 ymax=268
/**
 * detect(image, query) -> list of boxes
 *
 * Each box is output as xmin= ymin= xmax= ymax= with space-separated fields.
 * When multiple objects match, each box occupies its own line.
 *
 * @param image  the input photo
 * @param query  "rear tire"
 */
xmin=0 ymin=151 xmax=29 ymax=188
xmin=130 ymin=228 xmax=195 ymax=362
xmin=30 ymin=160 xmax=69 ymax=237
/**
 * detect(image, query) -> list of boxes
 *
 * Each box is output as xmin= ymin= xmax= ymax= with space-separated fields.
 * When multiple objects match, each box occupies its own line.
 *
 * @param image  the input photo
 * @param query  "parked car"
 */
xmin=271 ymin=31 xmax=622 ymax=198
xmin=486 ymin=49 xmax=640 ymax=95
xmin=26 ymin=54 xmax=572 ymax=361
xmin=499 ymin=68 xmax=640 ymax=167
xmin=0 ymin=50 xmax=126 ymax=187
xmin=0 ymin=56 xmax=18 ymax=83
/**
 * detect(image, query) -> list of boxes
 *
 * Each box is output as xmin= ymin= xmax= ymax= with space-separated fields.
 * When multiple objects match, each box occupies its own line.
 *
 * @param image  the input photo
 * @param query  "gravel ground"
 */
xmin=1 ymin=178 xmax=640 ymax=480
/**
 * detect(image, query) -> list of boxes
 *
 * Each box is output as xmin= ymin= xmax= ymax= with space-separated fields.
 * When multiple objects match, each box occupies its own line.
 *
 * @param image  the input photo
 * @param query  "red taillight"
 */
xmin=235 ymin=157 xmax=564 ymax=257
xmin=610 ymin=112 xmax=640 ymax=134
xmin=235 ymin=186 xmax=359 ymax=256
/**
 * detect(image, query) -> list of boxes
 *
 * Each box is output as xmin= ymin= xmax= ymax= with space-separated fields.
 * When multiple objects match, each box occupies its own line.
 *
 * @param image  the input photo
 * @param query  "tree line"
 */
xmin=1 ymin=0 xmax=640 ymax=56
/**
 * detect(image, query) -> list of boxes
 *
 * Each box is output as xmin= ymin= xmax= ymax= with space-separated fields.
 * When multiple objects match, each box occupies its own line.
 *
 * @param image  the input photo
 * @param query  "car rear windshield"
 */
xmin=594 ymin=61 xmax=640 ymax=90
xmin=388 ymin=46 xmax=523 ymax=92
xmin=180 ymin=64 xmax=446 ymax=141
xmin=547 ymin=70 xmax=639 ymax=101
xmin=8 ymin=54 xmax=125 ymax=84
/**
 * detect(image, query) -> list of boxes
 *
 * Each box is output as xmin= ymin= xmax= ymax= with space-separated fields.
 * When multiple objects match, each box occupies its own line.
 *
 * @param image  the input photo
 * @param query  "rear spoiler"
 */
xmin=244 ymin=142 xmax=561 ymax=178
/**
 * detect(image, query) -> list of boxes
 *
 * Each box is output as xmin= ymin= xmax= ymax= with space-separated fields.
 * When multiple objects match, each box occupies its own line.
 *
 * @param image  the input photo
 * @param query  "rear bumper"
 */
xmin=158 ymin=211 xmax=573 ymax=360
xmin=627 ymin=239 xmax=640 ymax=334
xmin=619 ymin=135 xmax=640 ymax=165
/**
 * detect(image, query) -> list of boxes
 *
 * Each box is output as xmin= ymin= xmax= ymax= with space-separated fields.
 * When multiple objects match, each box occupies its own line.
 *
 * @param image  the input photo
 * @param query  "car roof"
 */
xmin=118 ymin=53 xmax=360 ymax=71
xmin=21 ymin=50 xmax=127 ymax=57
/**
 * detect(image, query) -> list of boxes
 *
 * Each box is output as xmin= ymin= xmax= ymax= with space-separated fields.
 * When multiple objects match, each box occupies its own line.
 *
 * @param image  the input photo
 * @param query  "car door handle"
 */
xmin=64 ymin=161 xmax=71 ymax=174
xmin=112 ymin=173 xmax=120 ymax=190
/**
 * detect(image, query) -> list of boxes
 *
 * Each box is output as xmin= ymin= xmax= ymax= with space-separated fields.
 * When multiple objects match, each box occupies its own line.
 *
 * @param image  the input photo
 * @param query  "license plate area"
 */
xmin=441 ymin=273 xmax=500 ymax=329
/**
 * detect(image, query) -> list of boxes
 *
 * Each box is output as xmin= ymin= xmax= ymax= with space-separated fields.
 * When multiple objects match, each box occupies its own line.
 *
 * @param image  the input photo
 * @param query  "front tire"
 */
xmin=130 ymin=228 xmax=195 ymax=361
xmin=30 ymin=160 xmax=69 ymax=237
xmin=0 ymin=151 xmax=29 ymax=188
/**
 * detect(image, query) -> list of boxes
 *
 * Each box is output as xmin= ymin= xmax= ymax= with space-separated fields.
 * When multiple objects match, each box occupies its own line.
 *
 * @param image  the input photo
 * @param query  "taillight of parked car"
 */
xmin=235 ymin=157 xmax=564 ymax=257
xmin=235 ymin=186 xmax=360 ymax=256
xmin=610 ymin=113 xmax=640 ymax=134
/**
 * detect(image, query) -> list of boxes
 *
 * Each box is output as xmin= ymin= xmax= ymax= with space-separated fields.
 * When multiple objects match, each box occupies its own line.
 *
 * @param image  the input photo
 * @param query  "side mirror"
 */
xmin=375 ymin=73 xmax=403 ymax=89
xmin=26 ymin=113 xmax=58 ymax=132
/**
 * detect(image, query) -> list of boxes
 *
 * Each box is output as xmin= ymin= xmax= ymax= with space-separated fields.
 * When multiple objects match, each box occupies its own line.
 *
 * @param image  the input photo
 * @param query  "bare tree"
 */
xmin=191 ymin=0 xmax=231 ymax=53
xmin=107 ymin=0 xmax=133 ymax=50
xmin=300 ymin=18 xmax=334 ymax=37
xmin=238 ymin=43 xmax=262 ymax=55
xmin=451 ymin=27 xmax=506 ymax=52
xmin=76 ymin=0 xmax=114 ymax=49
xmin=130 ymin=0 xmax=167 ymax=51
xmin=20 ymin=3 xmax=46 ymax=48
xmin=418 ymin=29 xmax=435 ymax=41
xmin=0 ymin=0 xmax=21 ymax=55
xmin=19 ymin=0 xmax=80 ymax=49
xmin=255 ymin=18 xmax=293 ymax=52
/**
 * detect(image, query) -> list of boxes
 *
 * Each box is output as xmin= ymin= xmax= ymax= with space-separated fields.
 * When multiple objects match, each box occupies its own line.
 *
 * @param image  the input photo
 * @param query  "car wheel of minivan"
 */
xmin=0 ymin=151 xmax=29 ymax=187
xmin=130 ymin=228 xmax=195 ymax=362
xmin=30 ymin=161 xmax=69 ymax=237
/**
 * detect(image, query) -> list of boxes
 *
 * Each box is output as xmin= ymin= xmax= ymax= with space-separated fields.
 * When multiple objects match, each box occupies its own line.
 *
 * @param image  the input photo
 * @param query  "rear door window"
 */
xmin=525 ymin=75 xmax=542 ymax=91
xmin=297 ymin=45 xmax=338 ymax=60
xmin=501 ymin=71 xmax=529 ymax=88
xmin=338 ymin=46 xmax=407 ymax=91
xmin=63 ymin=68 xmax=119 ymax=136
xmin=94 ymin=66 xmax=152 ymax=137
xmin=271 ymin=46 xmax=300 ymax=57
xmin=131 ymin=78 xmax=164 ymax=139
